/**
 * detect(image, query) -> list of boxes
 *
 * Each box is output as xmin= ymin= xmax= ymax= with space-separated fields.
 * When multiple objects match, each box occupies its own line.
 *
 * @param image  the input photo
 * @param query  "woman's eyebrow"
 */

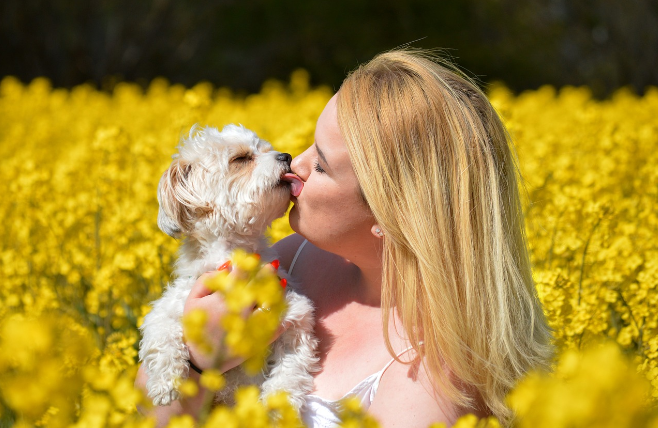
xmin=315 ymin=142 xmax=330 ymax=167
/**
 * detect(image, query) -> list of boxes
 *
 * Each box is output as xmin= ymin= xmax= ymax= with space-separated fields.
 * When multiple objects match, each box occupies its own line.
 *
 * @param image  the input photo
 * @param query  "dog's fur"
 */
xmin=139 ymin=124 xmax=318 ymax=410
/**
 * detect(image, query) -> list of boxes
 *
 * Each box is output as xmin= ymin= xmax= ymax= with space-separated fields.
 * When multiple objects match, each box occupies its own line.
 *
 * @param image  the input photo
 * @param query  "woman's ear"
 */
xmin=371 ymin=224 xmax=384 ymax=239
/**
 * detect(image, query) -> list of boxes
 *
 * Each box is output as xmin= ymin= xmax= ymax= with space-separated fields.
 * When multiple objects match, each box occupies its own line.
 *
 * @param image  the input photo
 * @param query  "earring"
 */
xmin=375 ymin=228 xmax=384 ymax=237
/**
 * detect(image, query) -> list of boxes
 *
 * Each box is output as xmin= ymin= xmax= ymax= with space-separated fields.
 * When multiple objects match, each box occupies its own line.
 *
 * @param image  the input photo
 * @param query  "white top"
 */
xmin=301 ymin=350 xmax=412 ymax=428
xmin=289 ymin=239 xmax=417 ymax=428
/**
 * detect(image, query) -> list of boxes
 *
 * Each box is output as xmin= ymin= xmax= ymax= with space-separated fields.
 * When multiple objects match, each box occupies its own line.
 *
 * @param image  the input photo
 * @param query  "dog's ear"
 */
xmin=157 ymin=160 xmax=199 ymax=238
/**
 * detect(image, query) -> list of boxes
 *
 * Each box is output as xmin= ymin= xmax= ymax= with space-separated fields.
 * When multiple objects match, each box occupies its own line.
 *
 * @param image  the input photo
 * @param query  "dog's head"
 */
xmin=157 ymin=124 xmax=293 ymax=240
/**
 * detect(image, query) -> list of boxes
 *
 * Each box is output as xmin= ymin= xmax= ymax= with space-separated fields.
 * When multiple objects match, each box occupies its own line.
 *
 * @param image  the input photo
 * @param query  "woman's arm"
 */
xmin=135 ymin=264 xmax=289 ymax=425
xmin=134 ymin=273 xmax=234 ymax=426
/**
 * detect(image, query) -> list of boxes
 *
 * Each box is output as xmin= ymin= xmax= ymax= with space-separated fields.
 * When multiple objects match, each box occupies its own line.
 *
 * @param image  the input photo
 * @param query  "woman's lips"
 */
xmin=282 ymin=173 xmax=304 ymax=197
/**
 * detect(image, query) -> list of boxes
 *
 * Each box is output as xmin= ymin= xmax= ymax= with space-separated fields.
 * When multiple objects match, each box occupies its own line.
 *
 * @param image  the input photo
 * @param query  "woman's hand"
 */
xmin=183 ymin=262 xmax=290 ymax=373
xmin=183 ymin=270 xmax=240 ymax=372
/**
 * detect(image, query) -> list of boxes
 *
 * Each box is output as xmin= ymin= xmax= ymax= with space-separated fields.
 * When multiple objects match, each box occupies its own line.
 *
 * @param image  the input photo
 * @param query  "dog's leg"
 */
xmin=260 ymin=291 xmax=319 ymax=411
xmin=139 ymin=280 xmax=193 ymax=406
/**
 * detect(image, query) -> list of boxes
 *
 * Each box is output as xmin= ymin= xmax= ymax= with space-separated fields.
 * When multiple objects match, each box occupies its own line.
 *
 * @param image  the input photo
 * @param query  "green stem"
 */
xmin=577 ymin=214 xmax=604 ymax=306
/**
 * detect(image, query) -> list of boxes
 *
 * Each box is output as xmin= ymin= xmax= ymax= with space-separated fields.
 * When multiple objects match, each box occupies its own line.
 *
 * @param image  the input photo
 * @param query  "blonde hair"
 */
xmin=336 ymin=50 xmax=553 ymax=425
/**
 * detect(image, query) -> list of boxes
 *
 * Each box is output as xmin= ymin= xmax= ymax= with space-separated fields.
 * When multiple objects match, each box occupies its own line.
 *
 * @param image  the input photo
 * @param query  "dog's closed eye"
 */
xmin=231 ymin=153 xmax=253 ymax=164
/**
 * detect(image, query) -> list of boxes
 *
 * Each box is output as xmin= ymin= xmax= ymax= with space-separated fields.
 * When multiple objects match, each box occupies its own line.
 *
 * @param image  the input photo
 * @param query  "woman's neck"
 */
xmin=347 ymin=260 xmax=383 ymax=307
xmin=303 ymin=238 xmax=383 ymax=308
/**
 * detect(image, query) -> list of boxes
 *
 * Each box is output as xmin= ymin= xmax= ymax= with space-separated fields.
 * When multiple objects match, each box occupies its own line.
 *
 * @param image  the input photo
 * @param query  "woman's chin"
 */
xmin=288 ymin=205 xmax=300 ymax=234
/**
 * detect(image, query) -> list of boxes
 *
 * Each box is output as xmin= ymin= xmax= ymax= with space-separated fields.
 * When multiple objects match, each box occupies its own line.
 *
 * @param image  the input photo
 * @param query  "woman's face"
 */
xmin=288 ymin=94 xmax=376 ymax=257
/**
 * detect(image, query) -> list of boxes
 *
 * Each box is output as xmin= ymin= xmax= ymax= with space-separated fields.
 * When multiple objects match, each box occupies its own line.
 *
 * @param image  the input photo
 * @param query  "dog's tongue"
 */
xmin=282 ymin=173 xmax=304 ymax=197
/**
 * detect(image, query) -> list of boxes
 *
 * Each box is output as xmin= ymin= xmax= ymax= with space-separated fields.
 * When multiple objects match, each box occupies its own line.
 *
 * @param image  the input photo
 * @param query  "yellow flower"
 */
xmin=166 ymin=415 xmax=195 ymax=428
xmin=178 ymin=379 xmax=199 ymax=398
xmin=204 ymin=270 xmax=231 ymax=292
xmin=182 ymin=308 xmax=212 ymax=355
xmin=200 ymin=369 xmax=226 ymax=392
xmin=266 ymin=391 xmax=291 ymax=409
xmin=232 ymin=249 xmax=261 ymax=272
xmin=508 ymin=342 xmax=655 ymax=427
xmin=204 ymin=406 xmax=238 ymax=428
xmin=337 ymin=396 xmax=381 ymax=428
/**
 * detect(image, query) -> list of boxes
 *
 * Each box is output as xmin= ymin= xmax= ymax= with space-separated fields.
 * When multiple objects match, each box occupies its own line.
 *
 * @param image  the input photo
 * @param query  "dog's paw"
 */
xmin=147 ymin=377 xmax=181 ymax=406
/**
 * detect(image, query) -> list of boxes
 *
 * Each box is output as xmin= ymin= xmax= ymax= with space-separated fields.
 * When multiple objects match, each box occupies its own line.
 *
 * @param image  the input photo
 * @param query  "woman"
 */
xmin=137 ymin=49 xmax=553 ymax=427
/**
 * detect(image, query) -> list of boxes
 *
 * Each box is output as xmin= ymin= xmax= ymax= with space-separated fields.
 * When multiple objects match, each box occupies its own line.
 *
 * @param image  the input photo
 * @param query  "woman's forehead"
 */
xmin=318 ymin=94 xmax=338 ymax=127
xmin=316 ymin=95 xmax=343 ymax=151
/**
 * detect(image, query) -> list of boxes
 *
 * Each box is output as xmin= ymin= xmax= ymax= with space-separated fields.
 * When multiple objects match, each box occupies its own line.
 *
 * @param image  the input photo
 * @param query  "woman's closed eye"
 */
xmin=314 ymin=161 xmax=326 ymax=174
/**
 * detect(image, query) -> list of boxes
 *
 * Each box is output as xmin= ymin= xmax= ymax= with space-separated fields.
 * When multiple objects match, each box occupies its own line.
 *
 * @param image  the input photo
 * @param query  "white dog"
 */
xmin=139 ymin=124 xmax=317 ymax=411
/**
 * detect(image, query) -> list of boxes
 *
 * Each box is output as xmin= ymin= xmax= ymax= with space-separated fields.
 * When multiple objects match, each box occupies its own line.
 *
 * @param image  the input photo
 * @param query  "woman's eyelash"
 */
xmin=314 ymin=161 xmax=325 ymax=173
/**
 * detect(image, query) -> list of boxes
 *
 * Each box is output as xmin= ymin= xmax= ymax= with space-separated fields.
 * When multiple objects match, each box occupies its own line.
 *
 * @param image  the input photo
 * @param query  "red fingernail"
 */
xmin=280 ymin=278 xmax=287 ymax=288
xmin=271 ymin=260 xmax=280 ymax=270
xmin=218 ymin=261 xmax=231 ymax=271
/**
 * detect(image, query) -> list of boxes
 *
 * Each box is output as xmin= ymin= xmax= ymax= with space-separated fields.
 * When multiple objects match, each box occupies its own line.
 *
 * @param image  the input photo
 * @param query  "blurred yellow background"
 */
xmin=0 ymin=71 xmax=657 ymax=427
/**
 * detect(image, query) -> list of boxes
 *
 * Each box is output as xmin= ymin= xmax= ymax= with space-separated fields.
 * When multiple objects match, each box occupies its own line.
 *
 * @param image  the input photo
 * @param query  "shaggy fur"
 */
xmin=139 ymin=124 xmax=318 ymax=410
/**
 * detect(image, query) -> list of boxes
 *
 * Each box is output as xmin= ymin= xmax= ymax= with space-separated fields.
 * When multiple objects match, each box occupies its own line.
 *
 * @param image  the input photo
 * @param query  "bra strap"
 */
xmin=370 ymin=342 xmax=424 ymax=404
xmin=370 ymin=342 xmax=423 ymax=404
xmin=288 ymin=239 xmax=308 ymax=275
xmin=381 ymin=342 xmax=424 ymax=374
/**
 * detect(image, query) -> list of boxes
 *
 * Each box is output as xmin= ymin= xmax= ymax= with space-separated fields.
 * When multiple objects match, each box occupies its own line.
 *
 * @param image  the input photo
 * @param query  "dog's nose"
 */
xmin=276 ymin=153 xmax=292 ymax=165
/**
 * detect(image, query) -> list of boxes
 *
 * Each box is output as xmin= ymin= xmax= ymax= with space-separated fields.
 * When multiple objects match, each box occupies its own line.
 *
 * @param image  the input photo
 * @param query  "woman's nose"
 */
xmin=290 ymin=151 xmax=309 ymax=179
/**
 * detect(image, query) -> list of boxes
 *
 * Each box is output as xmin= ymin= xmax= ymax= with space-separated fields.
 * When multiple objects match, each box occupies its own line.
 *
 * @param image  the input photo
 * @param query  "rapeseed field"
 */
xmin=0 ymin=72 xmax=656 ymax=427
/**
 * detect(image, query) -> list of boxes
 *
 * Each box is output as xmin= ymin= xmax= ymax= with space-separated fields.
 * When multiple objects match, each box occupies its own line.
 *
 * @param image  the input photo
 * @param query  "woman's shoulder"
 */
xmin=271 ymin=234 xmax=343 ymax=275
xmin=271 ymin=234 xmax=357 ymax=304
xmin=271 ymin=233 xmax=307 ymax=273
